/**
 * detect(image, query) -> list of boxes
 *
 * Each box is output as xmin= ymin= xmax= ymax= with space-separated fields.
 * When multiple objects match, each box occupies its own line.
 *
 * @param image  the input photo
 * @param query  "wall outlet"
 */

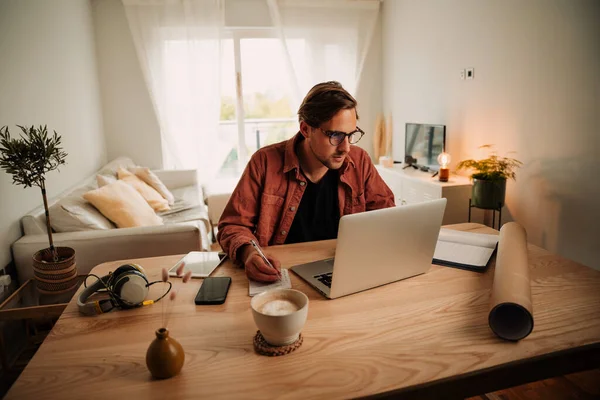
xmin=466 ymin=68 xmax=474 ymax=79
xmin=460 ymin=69 xmax=466 ymax=80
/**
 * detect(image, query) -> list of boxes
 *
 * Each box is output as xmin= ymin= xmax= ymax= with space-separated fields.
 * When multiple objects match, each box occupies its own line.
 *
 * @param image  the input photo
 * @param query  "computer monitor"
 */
xmin=405 ymin=123 xmax=446 ymax=171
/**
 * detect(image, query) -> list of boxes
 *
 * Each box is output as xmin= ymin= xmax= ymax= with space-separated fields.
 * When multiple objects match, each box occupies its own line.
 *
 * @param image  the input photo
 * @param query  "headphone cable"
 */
xmin=84 ymin=273 xmax=121 ymax=306
xmin=84 ymin=274 xmax=173 ymax=306
xmin=147 ymin=280 xmax=172 ymax=303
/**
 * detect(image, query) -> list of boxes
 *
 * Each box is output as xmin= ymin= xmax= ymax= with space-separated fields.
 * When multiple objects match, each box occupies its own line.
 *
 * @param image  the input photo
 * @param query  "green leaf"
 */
xmin=456 ymin=144 xmax=522 ymax=181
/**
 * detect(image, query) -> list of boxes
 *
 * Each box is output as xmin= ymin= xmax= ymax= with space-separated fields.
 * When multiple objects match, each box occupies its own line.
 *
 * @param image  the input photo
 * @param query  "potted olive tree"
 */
xmin=456 ymin=145 xmax=523 ymax=209
xmin=0 ymin=125 xmax=77 ymax=293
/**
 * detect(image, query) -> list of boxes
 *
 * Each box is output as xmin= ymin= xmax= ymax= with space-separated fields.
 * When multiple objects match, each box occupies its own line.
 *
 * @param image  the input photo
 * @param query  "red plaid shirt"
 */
xmin=217 ymin=133 xmax=395 ymax=263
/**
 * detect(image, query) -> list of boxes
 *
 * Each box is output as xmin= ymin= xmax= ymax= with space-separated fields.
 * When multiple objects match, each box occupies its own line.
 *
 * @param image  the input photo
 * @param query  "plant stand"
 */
xmin=468 ymin=198 xmax=503 ymax=229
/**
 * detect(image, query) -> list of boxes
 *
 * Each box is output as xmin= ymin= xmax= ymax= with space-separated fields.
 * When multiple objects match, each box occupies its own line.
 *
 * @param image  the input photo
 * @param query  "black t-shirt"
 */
xmin=285 ymin=169 xmax=340 ymax=244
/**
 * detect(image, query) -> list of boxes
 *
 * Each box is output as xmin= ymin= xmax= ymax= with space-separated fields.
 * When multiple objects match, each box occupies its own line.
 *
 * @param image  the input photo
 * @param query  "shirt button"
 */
xmin=281 ymin=230 xmax=287 ymax=235
xmin=290 ymin=206 xmax=296 ymax=211
xmin=300 ymin=181 xmax=306 ymax=186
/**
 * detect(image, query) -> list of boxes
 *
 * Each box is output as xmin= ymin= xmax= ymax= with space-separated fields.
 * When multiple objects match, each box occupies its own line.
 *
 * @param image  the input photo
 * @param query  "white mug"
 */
xmin=250 ymin=289 xmax=309 ymax=346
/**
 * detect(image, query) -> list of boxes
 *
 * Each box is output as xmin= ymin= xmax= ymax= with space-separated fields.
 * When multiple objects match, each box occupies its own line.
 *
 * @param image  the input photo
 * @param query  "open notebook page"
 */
xmin=248 ymin=269 xmax=292 ymax=297
xmin=438 ymin=228 xmax=499 ymax=248
xmin=434 ymin=229 xmax=500 ymax=269
xmin=433 ymin=241 xmax=496 ymax=268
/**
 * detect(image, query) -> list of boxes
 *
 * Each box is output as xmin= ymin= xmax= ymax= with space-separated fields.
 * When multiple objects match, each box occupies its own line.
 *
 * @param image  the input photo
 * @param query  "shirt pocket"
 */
xmin=257 ymin=193 xmax=285 ymax=241
xmin=352 ymin=192 xmax=366 ymax=213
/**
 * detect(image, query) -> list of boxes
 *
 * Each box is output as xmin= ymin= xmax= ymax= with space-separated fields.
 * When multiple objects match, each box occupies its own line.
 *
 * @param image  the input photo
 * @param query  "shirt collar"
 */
xmin=283 ymin=132 xmax=356 ymax=175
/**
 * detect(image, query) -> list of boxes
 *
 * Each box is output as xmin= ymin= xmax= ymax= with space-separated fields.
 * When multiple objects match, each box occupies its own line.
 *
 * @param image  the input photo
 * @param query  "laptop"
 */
xmin=290 ymin=198 xmax=447 ymax=299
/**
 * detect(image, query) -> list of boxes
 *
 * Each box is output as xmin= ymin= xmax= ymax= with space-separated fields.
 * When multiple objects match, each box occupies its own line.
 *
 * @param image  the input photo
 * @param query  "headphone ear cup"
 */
xmin=129 ymin=263 xmax=146 ymax=276
xmin=113 ymin=271 xmax=149 ymax=308
xmin=113 ymin=264 xmax=139 ymax=278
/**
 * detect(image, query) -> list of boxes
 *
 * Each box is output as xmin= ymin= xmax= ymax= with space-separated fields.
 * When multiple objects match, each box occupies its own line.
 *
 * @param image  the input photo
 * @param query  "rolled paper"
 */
xmin=488 ymin=222 xmax=534 ymax=341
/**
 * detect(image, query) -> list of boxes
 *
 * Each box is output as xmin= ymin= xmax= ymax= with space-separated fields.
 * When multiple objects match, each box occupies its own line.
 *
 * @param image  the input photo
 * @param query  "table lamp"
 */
xmin=437 ymin=152 xmax=451 ymax=182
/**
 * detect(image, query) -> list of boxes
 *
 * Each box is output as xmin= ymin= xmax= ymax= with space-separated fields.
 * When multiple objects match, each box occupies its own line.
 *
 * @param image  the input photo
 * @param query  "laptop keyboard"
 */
xmin=314 ymin=272 xmax=333 ymax=288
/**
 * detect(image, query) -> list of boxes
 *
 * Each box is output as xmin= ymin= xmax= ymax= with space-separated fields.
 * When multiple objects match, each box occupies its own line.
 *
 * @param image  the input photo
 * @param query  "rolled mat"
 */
xmin=488 ymin=222 xmax=534 ymax=341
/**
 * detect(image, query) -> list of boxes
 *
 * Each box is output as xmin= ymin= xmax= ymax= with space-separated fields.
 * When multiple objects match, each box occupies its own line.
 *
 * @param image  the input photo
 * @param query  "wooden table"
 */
xmin=6 ymin=224 xmax=600 ymax=399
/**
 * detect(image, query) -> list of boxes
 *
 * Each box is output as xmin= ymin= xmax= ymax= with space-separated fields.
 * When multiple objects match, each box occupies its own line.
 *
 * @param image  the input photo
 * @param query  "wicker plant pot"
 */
xmin=32 ymin=247 xmax=78 ymax=294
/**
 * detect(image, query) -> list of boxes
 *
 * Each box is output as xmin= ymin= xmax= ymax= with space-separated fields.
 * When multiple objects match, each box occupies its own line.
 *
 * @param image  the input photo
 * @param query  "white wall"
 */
xmin=355 ymin=13 xmax=383 ymax=160
xmin=0 ymin=0 xmax=106 ymax=268
xmin=92 ymin=0 xmax=162 ymax=169
xmin=382 ymin=0 xmax=600 ymax=269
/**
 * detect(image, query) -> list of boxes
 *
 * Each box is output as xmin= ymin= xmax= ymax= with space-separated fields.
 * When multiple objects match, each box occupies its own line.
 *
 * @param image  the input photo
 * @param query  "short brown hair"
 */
xmin=297 ymin=81 xmax=358 ymax=127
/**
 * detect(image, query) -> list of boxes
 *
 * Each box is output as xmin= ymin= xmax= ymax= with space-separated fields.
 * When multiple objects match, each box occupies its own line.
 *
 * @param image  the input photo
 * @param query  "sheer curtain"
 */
xmin=122 ymin=0 xmax=224 ymax=180
xmin=267 ymin=0 xmax=380 ymax=108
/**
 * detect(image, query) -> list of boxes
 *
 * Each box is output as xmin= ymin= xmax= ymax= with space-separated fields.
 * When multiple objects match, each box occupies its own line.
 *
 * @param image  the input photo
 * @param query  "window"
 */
xmin=217 ymin=31 xmax=301 ymax=178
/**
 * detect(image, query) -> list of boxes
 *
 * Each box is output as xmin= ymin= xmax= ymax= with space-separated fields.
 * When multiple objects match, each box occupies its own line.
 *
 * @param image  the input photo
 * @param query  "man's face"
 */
xmin=302 ymin=108 xmax=357 ymax=170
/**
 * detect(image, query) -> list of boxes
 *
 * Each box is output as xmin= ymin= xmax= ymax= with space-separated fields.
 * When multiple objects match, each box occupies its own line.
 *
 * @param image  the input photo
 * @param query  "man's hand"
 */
xmin=240 ymin=244 xmax=281 ymax=282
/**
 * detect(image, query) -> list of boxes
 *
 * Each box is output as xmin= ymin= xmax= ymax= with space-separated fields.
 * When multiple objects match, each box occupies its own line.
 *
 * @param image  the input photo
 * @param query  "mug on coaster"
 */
xmin=250 ymin=288 xmax=309 ymax=346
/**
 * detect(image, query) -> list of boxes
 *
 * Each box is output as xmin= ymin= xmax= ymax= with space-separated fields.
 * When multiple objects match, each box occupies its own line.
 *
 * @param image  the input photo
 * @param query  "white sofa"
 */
xmin=203 ymin=180 xmax=236 ymax=240
xmin=12 ymin=157 xmax=210 ymax=285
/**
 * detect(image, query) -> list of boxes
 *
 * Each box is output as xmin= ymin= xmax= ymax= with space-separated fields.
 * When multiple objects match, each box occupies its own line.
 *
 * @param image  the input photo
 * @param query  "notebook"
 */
xmin=248 ymin=268 xmax=292 ymax=297
xmin=433 ymin=228 xmax=500 ymax=271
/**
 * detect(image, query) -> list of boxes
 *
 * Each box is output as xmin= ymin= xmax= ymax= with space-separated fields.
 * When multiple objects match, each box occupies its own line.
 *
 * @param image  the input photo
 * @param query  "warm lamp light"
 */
xmin=437 ymin=152 xmax=451 ymax=182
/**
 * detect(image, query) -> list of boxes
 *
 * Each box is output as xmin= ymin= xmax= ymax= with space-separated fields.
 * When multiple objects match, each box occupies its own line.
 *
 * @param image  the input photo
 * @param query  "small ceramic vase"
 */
xmin=146 ymin=328 xmax=185 ymax=379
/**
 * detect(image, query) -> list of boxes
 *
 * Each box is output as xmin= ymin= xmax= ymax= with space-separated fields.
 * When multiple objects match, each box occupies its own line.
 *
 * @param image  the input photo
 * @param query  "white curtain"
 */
xmin=122 ymin=0 xmax=224 ymax=180
xmin=267 ymin=0 xmax=380 ymax=108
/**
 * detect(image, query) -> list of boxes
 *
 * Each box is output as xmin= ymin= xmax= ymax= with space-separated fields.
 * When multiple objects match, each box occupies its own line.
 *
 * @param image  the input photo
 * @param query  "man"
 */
xmin=218 ymin=81 xmax=395 ymax=282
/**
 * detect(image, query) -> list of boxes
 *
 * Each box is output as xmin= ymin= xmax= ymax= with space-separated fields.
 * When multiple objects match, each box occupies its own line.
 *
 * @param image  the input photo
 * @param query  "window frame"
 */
xmin=223 ymin=28 xmax=295 ymax=171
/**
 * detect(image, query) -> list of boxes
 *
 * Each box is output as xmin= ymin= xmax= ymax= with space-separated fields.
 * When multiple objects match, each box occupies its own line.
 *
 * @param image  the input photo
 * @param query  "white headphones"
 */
xmin=77 ymin=264 xmax=170 ymax=316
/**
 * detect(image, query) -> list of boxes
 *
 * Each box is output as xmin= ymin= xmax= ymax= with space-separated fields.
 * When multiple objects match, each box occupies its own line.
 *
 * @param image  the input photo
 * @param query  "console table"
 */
xmin=376 ymin=165 xmax=478 ymax=224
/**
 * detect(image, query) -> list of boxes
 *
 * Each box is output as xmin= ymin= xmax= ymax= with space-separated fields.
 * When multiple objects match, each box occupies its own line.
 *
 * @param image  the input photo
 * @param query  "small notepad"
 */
xmin=248 ymin=269 xmax=292 ymax=297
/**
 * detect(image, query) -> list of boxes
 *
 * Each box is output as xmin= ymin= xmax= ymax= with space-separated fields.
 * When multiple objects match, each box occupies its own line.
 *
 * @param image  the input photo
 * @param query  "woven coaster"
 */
xmin=253 ymin=330 xmax=303 ymax=357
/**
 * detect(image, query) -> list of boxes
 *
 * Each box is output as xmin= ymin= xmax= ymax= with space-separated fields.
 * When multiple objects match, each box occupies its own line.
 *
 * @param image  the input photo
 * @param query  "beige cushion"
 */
xmin=49 ymin=196 xmax=114 ymax=232
xmin=117 ymin=168 xmax=170 ymax=212
xmin=96 ymin=157 xmax=136 ymax=177
xmin=83 ymin=181 xmax=163 ymax=228
xmin=97 ymin=174 xmax=116 ymax=188
xmin=129 ymin=167 xmax=175 ymax=206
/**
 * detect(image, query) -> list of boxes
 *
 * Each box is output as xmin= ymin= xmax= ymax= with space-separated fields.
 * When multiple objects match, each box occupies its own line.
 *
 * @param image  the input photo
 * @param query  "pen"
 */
xmin=250 ymin=239 xmax=280 ymax=280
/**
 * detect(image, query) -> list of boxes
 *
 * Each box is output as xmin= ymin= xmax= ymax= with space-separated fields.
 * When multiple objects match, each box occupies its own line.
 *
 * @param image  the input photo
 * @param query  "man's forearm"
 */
xmin=217 ymin=225 xmax=257 ymax=264
xmin=237 ymin=243 xmax=254 ymax=267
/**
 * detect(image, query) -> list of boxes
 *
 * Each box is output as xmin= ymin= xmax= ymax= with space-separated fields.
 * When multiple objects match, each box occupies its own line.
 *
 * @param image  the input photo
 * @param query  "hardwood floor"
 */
xmin=466 ymin=369 xmax=600 ymax=400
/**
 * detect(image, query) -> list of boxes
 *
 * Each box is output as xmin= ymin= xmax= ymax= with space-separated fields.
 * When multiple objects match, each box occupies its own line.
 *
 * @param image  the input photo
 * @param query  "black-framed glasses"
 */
xmin=318 ymin=127 xmax=365 ymax=146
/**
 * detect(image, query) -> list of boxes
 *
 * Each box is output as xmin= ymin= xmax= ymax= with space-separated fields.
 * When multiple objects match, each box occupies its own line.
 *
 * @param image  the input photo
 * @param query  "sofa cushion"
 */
xmin=21 ymin=178 xmax=97 ymax=235
xmin=117 ymin=168 xmax=170 ymax=212
xmin=170 ymin=185 xmax=201 ymax=208
xmin=49 ymin=191 xmax=115 ymax=232
xmin=97 ymin=174 xmax=116 ymax=187
xmin=96 ymin=157 xmax=136 ymax=177
xmin=161 ymin=205 xmax=209 ymax=225
xmin=83 ymin=181 xmax=163 ymax=228
xmin=159 ymin=185 xmax=210 ymax=233
xmin=129 ymin=167 xmax=175 ymax=206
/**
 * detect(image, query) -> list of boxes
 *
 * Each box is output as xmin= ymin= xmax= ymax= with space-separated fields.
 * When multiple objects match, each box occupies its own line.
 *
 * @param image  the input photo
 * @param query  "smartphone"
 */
xmin=194 ymin=277 xmax=232 ymax=305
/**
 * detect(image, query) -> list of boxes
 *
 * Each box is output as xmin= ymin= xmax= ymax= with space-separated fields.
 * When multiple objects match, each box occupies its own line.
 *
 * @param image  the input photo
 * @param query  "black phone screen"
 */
xmin=194 ymin=277 xmax=232 ymax=305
